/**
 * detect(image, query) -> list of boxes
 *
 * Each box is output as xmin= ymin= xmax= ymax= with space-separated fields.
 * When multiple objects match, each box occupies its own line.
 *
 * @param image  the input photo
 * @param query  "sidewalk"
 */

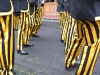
xmin=14 ymin=21 xmax=100 ymax=75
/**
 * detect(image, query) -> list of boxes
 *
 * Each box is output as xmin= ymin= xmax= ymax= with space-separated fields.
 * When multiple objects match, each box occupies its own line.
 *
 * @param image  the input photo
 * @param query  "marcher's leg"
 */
xmin=31 ymin=14 xmax=37 ymax=36
xmin=60 ymin=12 xmax=66 ymax=42
xmin=75 ymin=41 xmax=100 ymax=75
xmin=24 ymin=12 xmax=29 ymax=45
xmin=64 ymin=17 xmax=77 ymax=54
xmin=40 ymin=7 xmax=43 ymax=25
xmin=23 ymin=12 xmax=34 ymax=47
xmin=61 ymin=12 xmax=68 ymax=44
xmin=75 ymin=20 xmax=100 ymax=75
xmin=31 ymin=9 xmax=39 ymax=37
xmin=64 ymin=12 xmax=70 ymax=52
xmin=0 ymin=14 xmax=15 ymax=75
xmin=64 ymin=20 xmax=86 ymax=69
xmin=17 ymin=13 xmax=24 ymax=50
xmin=33 ymin=8 xmax=41 ymax=37
xmin=17 ymin=12 xmax=28 ymax=55
xmin=30 ymin=15 xmax=34 ymax=36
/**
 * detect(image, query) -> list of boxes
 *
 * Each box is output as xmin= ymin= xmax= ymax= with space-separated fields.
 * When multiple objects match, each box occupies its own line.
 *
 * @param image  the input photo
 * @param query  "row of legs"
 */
xmin=14 ymin=7 xmax=43 ymax=55
xmin=0 ymin=7 xmax=43 ymax=74
xmin=59 ymin=12 xmax=100 ymax=75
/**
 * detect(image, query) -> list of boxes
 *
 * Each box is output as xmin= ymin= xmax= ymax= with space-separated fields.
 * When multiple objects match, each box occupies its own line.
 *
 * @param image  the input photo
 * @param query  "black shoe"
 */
xmin=65 ymin=61 xmax=80 ymax=70
xmin=12 ymin=69 xmax=19 ymax=75
xmin=17 ymin=50 xmax=28 ymax=55
xmin=60 ymin=39 xmax=64 ymax=43
xmin=12 ymin=70 xmax=16 ymax=74
xmin=32 ymin=35 xmax=40 ymax=37
xmin=23 ymin=44 xmax=34 ymax=47
xmin=14 ymin=72 xmax=18 ymax=75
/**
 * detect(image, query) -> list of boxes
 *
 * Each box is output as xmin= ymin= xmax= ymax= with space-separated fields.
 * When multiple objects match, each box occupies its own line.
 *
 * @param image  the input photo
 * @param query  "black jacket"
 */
xmin=70 ymin=0 xmax=100 ymax=21
xmin=64 ymin=0 xmax=71 ymax=12
xmin=56 ymin=0 xmax=66 ymax=12
xmin=30 ymin=0 xmax=38 ymax=7
xmin=0 ymin=0 xmax=13 ymax=16
xmin=30 ymin=0 xmax=38 ymax=15
xmin=13 ymin=0 xmax=28 ymax=13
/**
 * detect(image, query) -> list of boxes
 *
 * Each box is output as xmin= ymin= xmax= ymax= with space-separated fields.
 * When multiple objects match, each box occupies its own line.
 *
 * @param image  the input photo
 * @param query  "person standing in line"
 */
xmin=30 ymin=0 xmax=44 ymax=37
xmin=64 ymin=0 xmax=100 ymax=75
xmin=23 ymin=0 xmax=34 ymax=48
xmin=63 ymin=0 xmax=78 ymax=55
xmin=29 ymin=0 xmax=37 ymax=36
xmin=0 ymin=0 xmax=15 ymax=74
xmin=13 ymin=0 xmax=34 ymax=55
xmin=56 ymin=0 xmax=67 ymax=43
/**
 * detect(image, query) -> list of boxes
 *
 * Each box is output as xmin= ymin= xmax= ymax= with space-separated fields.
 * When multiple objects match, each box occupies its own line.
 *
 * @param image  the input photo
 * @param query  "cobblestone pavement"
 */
xmin=14 ymin=21 xmax=100 ymax=75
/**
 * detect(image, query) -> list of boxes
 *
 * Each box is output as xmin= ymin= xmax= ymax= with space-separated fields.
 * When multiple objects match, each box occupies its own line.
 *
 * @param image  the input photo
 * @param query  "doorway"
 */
xmin=43 ymin=0 xmax=59 ymax=17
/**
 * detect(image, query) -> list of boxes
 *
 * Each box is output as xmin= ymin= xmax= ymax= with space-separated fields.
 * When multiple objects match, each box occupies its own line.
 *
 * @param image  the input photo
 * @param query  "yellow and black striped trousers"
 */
xmin=64 ymin=16 xmax=77 ymax=54
xmin=65 ymin=20 xmax=100 ymax=75
xmin=30 ymin=14 xmax=35 ymax=36
xmin=37 ymin=7 xmax=42 ymax=25
xmin=59 ymin=11 xmax=68 ymax=42
xmin=17 ymin=11 xmax=31 ymax=50
xmin=0 ymin=14 xmax=15 ymax=75
xmin=59 ymin=12 xmax=63 ymax=29
xmin=31 ymin=7 xmax=42 ymax=36
xmin=17 ymin=12 xmax=25 ymax=50
xmin=23 ymin=12 xmax=31 ymax=45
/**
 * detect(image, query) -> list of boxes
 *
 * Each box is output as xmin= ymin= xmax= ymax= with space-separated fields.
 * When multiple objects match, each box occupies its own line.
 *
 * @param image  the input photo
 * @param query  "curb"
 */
xmin=42 ymin=18 xmax=59 ymax=22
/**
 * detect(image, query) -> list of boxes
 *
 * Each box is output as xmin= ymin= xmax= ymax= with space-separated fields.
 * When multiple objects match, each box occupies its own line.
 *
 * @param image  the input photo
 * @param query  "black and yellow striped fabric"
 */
xmin=30 ymin=7 xmax=43 ymax=36
xmin=59 ymin=11 xmax=77 ymax=54
xmin=23 ymin=12 xmax=31 ymax=45
xmin=65 ymin=20 xmax=100 ymax=75
xmin=0 ymin=14 xmax=15 ymax=75
xmin=30 ymin=13 xmax=36 ymax=36
xmin=17 ymin=11 xmax=31 ymax=50
xmin=59 ymin=12 xmax=65 ymax=30
xmin=59 ymin=11 xmax=68 ymax=42
xmin=17 ymin=12 xmax=25 ymax=50
xmin=76 ymin=39 xmax=100 ymax=75
xmin=36 ymin=7 xmax=42 ymax=25
xmin=64 ymin=16 xmax=77 ymax=54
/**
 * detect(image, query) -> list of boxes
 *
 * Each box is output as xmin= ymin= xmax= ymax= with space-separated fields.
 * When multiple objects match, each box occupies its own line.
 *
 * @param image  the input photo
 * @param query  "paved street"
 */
xmin=14 ymin=21 xmax=100 ymax=75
